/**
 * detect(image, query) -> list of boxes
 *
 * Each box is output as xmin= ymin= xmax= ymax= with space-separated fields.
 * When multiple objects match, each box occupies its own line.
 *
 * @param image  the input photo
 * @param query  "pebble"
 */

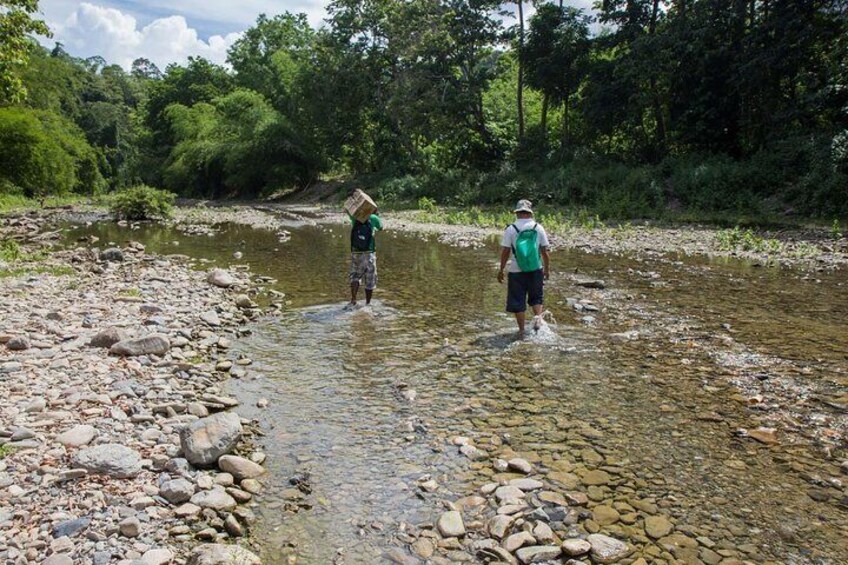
xmin=437 ymin=511 xmax=466 ymax=537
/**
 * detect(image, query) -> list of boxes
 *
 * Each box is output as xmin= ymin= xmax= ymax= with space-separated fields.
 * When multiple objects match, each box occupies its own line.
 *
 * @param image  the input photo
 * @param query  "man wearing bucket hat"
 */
xmin=497 ymin=199 xmax=551 ymax=335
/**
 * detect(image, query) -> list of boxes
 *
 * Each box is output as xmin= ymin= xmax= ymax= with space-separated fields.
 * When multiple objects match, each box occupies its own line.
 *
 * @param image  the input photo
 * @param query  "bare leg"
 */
xmin=515 ymin=311 xmax=526 ymax=336
xmin=365 ymin=289 xmax=373 ymax=305
xmin=350 ymin=282 xmax=360 ymax=305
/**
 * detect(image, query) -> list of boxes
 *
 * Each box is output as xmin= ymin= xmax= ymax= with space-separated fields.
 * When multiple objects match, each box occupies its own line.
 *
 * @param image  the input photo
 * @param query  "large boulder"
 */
xmin=110 ymin=334 xmax=170 ymax=357
xmin=72 ymin=444 xmax=142 ymax=478
xmin=179 ymin=412 xmax=242 ymax=467
xmin=186 ymin=544 xmax=261 ymax=565
xmin=207 ymin=269 xmax=235 ymax=288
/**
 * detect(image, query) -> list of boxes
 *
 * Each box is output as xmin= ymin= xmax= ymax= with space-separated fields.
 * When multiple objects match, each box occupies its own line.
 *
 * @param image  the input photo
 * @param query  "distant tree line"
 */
xmin=1 ymin=0 xmax=846 ymax=217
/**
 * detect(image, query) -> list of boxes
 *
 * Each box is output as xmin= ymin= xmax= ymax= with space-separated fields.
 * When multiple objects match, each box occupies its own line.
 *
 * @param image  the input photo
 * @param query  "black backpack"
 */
xmin=351 ymin=219 xmax=373 ymax=252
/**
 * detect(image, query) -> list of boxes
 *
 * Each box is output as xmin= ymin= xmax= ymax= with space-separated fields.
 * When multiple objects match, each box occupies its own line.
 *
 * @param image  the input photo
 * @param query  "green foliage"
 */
xmin=0 ymin=0 xmax=51 ymax=103
xmin=417 ymin=196 xmax=437 ymax=214
xmin=716 ymin=227 xmax=782 ymax=253
xmin=0 ymin=239 xmax=21 ymax=261
xmin=163 ymin=89 xmax=316 ymax=197
xmin=110 ymin=185 xmax=175 ymax=220
xmin=0 ymin=106 xmax=105 ymax=198
xmin=831 ymin=219 xmax=843 ymax=240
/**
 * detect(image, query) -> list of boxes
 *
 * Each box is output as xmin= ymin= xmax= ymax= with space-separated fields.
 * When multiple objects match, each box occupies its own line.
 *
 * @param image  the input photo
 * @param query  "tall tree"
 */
xmin=0 ymin=0 xmax=50 ymax=103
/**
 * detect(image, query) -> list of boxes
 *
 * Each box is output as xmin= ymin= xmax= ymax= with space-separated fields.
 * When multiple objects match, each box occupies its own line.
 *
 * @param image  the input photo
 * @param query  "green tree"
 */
xmin=0 ymin=0 xmax=51 ymax=103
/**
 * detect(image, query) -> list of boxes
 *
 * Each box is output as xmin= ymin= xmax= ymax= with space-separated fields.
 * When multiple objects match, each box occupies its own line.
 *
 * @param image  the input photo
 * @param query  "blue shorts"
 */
xmin=506 ymin=269 xmax=544 ymax=313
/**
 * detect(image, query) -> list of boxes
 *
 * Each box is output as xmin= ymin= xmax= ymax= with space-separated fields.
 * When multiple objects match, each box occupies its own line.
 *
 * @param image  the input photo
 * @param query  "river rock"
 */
xmin=119 ymin=516 xmax=141 ymax=537
xmin=217 ymin=455 xmax=265 ymax=480
xmin=224 ymin=514 xmax=244 ymax=537
xmin=72 ymin=444 xmax=142 ymax=478
xmin=437 ymin=510 xmax=466 ymax=537
xmin=159 ymin=478 xmax=195 ymax=504
xmin=235 ymin=295 xmax=256 ymax=309
xmin=508 ymin=458 xmax=533 ymax=474
xmin=592 ymin=505 xmax=620 ymax=525
xmin=504 ymin=531 xmax=536 ymax=552
xmin=7 ymin=336 xmax=30 ymax=350
xmin=489 ymin=515 xmax=514 ymax=539
xmin=576 ymin=279 xmax=605 ymax=289
xmin=494 ymin=485 xmax=526 ymax=503
xmin=515 ymin=545 xmax=561 ymax=564
xmin=141 ymin=548 xmax=174 ymax=565
xmin=561 ymin=538 xmax=591 ymax=557
xmin=100 ymin=248 xmax=124 ymax=262
xmin=644 ymin=515 xmax=674 ymax=539
xmin=179 ymin=411 xmax=242 ymax=467
xmin=207 ymin=269 xmax=235 ymax=288
xmin=186 ymin=543 xmax=261 ymax=565
xmin=190 ymin=489 xmax=237 ymax=512
xmin=89 ymin=328 xmax=129 ymax=348
xmin=110 ymin=334 xmax=170 ymax=357
xmin=51 ymin=516 xmax=91 ymax=538
xmin=42 ymin=555 xmax=73 ymax=565
xmin=509 ymin=478 xmax=544 ymax=491
xmin=587 ymin=534 xmax=631 ymax=563
xmin=56 ymin=424 xmax=96 ymax=447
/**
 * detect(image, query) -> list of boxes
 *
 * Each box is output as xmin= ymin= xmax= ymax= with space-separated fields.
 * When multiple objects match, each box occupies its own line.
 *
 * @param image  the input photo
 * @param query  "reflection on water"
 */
xmin=61 ymin=217 xmax=848 ymax=564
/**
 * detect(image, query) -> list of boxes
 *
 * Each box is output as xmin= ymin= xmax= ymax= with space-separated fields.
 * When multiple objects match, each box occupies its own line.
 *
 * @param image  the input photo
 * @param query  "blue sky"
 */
xmin=39 ymin=0 xmax=595 ymax=70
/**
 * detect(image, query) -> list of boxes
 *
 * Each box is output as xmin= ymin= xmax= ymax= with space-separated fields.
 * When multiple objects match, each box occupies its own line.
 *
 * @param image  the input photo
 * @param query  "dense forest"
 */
xmin=1 ymin=0 xmax=847 ymax=218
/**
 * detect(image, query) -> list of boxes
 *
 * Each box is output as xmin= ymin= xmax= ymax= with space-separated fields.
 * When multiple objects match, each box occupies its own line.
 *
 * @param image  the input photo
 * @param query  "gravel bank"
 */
xmin=1 ymin=213 xmax=267 ymax=564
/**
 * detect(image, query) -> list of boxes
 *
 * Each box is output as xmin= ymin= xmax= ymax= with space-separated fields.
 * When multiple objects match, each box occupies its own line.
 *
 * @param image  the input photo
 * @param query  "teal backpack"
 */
xmin=510 ymin=223 xmax=542 ymax=272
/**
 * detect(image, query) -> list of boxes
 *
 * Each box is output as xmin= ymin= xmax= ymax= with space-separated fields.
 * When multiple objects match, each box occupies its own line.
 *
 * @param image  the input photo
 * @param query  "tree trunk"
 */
xmin=541 ymin=92 xmax=549 ymax=137
xmin=649 ymin=0 xmax=667 ymax=155
xmin=561 ymin=92 xmax=570 ymax=152
xmin=517 ymin=0 xmax=525 ymax=141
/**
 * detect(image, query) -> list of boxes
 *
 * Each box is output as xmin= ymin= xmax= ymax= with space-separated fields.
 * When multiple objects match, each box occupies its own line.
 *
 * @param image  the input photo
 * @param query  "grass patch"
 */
xmin=412 ymin=202 xmax=608 ymax=234
xmin=119 ymin=288 xmax=141 ymax=297
xmin=716 ymin=227 xmax=783 ymax=253
xmin=0 ymin=444 xmax=16 ymax=459
xmin=0 ymin=194 xmax=113 ymax=214
xmin=0 ymin=265 xmax=75 ymax=278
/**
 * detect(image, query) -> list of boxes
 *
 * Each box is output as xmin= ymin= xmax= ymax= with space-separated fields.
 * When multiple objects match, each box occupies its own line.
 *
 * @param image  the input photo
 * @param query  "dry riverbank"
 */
xmin=0 ymin=212 xmax=272 ymax=565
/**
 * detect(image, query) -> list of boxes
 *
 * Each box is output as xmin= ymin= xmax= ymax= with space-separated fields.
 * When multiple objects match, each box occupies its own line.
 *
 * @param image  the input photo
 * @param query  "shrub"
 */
xmin=111 ymin=185 xmax=175 ymax=220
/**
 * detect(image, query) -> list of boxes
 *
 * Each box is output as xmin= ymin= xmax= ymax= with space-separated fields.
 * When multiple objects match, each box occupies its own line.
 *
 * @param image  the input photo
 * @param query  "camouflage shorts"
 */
xmin=349 ymin=252 xmax=377 ymax=290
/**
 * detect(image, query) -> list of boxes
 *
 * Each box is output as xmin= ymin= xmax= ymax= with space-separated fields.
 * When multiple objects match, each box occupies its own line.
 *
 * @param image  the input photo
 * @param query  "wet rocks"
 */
xmin=217 ymin=454 xmax=265 ymax=480
xmin=110 ymin=334 xmax=170 ymax=356
xmin=437 ymin=510 xmax=466 ymax=537
xmin=186 ymin=543 xmax=261 ymax=565
xmin=515 ymin=545 xmax=561 ymax=564
xmin=575 ymin=279 xmax=606 ymax=289
xmin=561 ymin=538 xmax=591 ymax=557
xmin=508 ymin=458 xmax=533 ymax=474
xmin=179 ymin=411 xmax=242 ymax=467
xmin=644 ymin=515 xmax=674 ymax=539
xmin=51 ymin=516 xmax=91 ymax=538
xmin=72 ymin=443 xmax=142 ymax=478
xmin=587 ymin=534 xmax=631 ymax=563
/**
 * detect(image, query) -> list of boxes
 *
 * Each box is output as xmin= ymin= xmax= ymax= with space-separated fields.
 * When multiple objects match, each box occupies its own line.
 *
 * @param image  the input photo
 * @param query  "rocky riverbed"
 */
xmin=0 ymin=213 xmax=272 ymax=564
xmin=3 ymin=204 xmax=847 ymax=565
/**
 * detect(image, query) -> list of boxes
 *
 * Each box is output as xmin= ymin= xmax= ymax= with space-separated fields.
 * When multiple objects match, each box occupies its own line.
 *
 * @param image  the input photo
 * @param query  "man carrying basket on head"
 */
xmin=345 ymin=189 xmax=383 ymax=307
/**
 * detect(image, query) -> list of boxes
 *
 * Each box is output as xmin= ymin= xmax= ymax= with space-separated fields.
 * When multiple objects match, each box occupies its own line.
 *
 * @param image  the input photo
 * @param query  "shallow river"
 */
xmin=64 ymin=214 xmax=848 ymax=564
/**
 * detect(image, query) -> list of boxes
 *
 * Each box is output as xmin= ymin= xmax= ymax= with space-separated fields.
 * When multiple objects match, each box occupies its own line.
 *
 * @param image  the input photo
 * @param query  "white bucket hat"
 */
xmin=513 ymin=199 xmax=533 ymax=214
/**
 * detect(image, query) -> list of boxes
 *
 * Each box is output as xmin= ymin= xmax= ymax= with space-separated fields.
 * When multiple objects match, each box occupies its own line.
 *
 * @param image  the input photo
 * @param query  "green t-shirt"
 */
xmin=349 ymin=214 xmax=383 ymax=252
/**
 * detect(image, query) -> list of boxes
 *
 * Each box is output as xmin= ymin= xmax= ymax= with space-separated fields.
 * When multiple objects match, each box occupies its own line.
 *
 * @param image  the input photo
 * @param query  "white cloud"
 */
xmin=47 ymin=3 xmax=242 ymax=70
